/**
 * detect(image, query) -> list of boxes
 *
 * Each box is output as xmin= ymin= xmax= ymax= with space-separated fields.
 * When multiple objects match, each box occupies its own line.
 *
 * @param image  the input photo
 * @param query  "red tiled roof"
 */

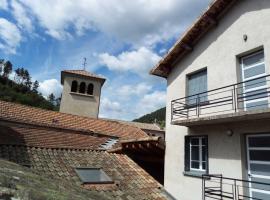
xmin=150 ymin=0 xmax=237 ymax=77
xmin=0 ymin=124 xmax=109 ymax=149
xmin=0 ymin=145 xmax=171 ymax=199
xmin=0 ymin=100 xmax=148 ymax=141
xmin=61 ymin=70 xmax=106 ymax=85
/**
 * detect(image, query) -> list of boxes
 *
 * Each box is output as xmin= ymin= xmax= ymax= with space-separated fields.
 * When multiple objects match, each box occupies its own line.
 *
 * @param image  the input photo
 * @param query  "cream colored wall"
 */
xmin=165 ymin=1 xmax=270 ymax=199
xmin=59 ymin=75 xmax=102 ymax=118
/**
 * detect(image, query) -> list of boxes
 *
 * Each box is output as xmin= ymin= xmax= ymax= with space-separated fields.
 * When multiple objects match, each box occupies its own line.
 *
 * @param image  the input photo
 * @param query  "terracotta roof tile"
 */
xmin=0 ymin=100 xmax=148 ymax=141
xmin=0 ymin=145 xmax=171 ymax=199
xmin=103 ymin=119 xmax=163 ymax=131
xmin=0 ymin=124 xmax=109 ymax=149
xmin=61 ymin=70 xmax=106 ymax=84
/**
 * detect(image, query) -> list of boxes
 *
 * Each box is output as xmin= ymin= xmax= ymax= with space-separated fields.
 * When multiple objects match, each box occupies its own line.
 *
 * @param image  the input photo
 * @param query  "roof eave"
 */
xmin=150 ymin=0 xmax=238 ymax=78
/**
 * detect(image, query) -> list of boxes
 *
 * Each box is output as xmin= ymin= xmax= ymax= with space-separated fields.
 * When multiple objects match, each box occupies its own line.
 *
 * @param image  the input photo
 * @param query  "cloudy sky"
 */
xmin=0 ymin=0 xmax=210 ymax=120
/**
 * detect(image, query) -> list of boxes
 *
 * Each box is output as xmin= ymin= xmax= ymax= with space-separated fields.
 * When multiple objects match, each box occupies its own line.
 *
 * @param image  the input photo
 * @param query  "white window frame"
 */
xmin=240 ymin=50 xmax=268 ymax=110
xmin=190 ymin=136 xmax=206 ymax=172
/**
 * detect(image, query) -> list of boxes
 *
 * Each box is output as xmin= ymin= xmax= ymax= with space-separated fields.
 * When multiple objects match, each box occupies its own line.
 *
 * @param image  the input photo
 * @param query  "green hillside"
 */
xmin=133 ymin=107 xmax=166 ymax=128
xmin=0 ymin=59 xmax=59 ymax=111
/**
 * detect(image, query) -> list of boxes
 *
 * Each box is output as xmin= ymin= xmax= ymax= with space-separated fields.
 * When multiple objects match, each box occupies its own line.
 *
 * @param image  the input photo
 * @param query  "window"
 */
xmin=187 ymin=69 xmax=208 ymax=105
xmin=75 ymin=168 xmax=113 ymax=184
xmin=87 ymin=83 xmax=94 ymax=95
xmin=71 ymin=80 xmax=78 ymax=92
xmin=185 ymin=136 xmax=208 ymax=173
xmin=79 ymin=82 xmax=86 ymax=93
xmin=241 ymin=50 xmax=268 ymax=110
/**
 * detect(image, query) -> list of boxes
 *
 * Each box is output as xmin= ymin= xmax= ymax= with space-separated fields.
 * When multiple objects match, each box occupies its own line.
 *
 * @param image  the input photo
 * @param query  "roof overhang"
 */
xmin=150 ymin=0 xmax=238 ymax=78
xmin=108 ymin=137 xmax=165 ymax=159
xmin=61 ymin=71 xmax=106 ymax=86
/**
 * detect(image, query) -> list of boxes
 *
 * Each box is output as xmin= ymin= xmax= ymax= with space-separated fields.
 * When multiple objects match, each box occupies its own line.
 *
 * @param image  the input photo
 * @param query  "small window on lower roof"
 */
xmin=75 ymin=168 xmax=113 ymax=184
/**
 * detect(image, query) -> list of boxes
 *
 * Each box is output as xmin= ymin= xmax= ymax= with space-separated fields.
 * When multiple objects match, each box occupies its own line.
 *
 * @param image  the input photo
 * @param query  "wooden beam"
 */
xmin=181 ymin=42 xmax=193 ymax=51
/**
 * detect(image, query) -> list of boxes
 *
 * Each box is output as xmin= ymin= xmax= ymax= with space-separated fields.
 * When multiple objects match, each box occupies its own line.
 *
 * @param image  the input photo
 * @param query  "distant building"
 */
xmin=60 ymin=70 xmax=106 ymax=118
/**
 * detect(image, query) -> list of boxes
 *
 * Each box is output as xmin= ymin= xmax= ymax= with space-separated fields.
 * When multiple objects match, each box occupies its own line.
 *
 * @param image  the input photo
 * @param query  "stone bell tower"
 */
xmin=59 ymin=70 xmax=106 ymax=118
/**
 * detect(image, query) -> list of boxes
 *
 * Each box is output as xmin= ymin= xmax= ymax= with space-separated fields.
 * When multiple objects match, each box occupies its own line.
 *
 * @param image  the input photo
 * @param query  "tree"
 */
xmin=32 ymin=80 xmax=39 ymax=93
xmin=56 ymin=97 xmax=61 ymax=107
xmin=48 ymin=93 xmax=55 ymax=104
xmin=25 ymin=77 xmax=32 ymax=89
xmin=3 ymin=60 xmax=12 ymax=78
xmin=0 ymin=59 xmax=4 ymax=75
xmin=3 ymin=61 xmax=12 ymax=78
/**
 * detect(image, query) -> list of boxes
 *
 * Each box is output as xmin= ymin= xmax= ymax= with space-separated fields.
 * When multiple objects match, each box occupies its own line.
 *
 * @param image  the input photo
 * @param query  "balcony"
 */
xmin=202 ymin=174 xmax=270 ymax=200
xmin=171 ymin=75 xmax=270 ymax=126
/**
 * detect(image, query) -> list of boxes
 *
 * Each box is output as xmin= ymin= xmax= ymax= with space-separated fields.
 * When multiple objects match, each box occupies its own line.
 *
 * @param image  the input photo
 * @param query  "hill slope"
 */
xmin=0 ymin=76 xmax=58 ymax=111
xmin=133 ymin=107 xmax=166 ymax=128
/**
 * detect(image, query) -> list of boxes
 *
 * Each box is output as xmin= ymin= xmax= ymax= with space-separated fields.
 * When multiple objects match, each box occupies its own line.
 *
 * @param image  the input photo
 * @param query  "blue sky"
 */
xmin=0 ymin=0 xmax=210 ymax=120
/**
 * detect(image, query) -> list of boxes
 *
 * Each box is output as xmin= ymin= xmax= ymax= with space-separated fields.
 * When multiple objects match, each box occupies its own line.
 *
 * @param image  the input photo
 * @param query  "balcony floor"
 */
xmin=171 ymin=108 xmax=270 ymax=127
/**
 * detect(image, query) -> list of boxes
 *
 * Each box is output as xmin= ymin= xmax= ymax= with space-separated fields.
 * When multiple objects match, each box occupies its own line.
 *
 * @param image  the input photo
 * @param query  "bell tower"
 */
xmin=59 ymin=70 xmax=106 ymax=118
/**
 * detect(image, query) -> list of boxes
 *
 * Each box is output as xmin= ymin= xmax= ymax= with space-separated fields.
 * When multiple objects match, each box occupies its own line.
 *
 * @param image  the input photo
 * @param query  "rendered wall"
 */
xmin=165 ymin=1 xmax=270 ymax=199
xmin=60 ymin=75 xmax=102 ymax=118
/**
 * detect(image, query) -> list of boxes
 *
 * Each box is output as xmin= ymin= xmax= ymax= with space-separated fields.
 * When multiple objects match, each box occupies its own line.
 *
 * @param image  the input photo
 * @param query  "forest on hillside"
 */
xmin=0 ymin=59 xmax=59 ymax=111
xmin=133 ymin=107 xmax=166 ymax=128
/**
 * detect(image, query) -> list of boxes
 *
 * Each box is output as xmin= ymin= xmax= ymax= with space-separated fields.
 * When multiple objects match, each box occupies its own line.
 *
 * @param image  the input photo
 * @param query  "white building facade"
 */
xmin=151 ymin=0 xmax=270 ymax=199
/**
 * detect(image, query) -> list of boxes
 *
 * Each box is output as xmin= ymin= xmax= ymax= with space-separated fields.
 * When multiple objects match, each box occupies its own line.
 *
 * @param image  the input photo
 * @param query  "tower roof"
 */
xmin=61 ymin=70 xmax=106 ymax=85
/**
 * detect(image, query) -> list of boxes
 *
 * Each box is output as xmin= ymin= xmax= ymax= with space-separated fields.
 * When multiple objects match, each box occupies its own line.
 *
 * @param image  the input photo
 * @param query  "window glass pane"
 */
xmin=250 ymin=163 xmax=270 ymax=176
xmin=249 ymin=150 xmax=270 ymax=161
xmin=202 ymin=146 xmax=206 ymax=162
xmin=244 ymin=88 xmax=268 ymax=101
xmin=202 ymin=162 xmax=206 ymax=170
xmin=187 ymin=70 xmax=207 ymax=104
xmin=191 ymin=146 xmax=199 ymax=160
xmin=243 ymin=52 xmax=264 ymax=67
xmin=244 ymin=64 xmax=265 ymax=79
xmin=202 ymin=138 xmax=206 ymax=146
xmin=191 ymin=161 xmax=199 ymax=169
xmin=75 ymin=168 xmax=112 ymax=183
xmin=191 ymin=138 xmax=199 ymax=145
xmin=244 ymin=77 xmax=266 ymax=90
xmin=245 ymin=100 xmax=268 ymax=110
xmin=249 ymin=136 xmax=270 ymax=148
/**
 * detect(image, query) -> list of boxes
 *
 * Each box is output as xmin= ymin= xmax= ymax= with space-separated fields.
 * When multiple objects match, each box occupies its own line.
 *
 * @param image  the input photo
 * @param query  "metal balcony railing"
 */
xmin=171 ymin=75 xmax=270 ymax=121
xmin=202 ymin=174 xmax=270 ymax=200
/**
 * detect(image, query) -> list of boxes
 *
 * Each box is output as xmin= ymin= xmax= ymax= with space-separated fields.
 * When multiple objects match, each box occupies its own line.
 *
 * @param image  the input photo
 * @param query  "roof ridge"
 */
xmin=0 ymin=100 xmax=148 ymax=140
xmin=0 ymin=144 xmax=107 ymax=152
xmin=0 ymin=119 xmax=117 ymax=138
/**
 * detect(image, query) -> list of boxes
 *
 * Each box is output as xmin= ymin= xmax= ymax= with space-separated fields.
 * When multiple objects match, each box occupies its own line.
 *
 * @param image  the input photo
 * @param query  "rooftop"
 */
xmin=61 ymin=70 xmax=106 ymax=85
xmin=150 ymin=0 xmax=237 ymax=78
xmin=0 ymin=100 xmax=148 ymax=141
xmin=104 ymin=118 xmax=163 ymax=131
xmin=0 ymin=145 xmax=171 ymax=199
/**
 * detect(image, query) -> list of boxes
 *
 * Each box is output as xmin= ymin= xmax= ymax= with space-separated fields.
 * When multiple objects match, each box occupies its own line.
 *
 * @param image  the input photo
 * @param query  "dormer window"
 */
xmin=71 ymin=80 xmax=78 ymax=92
xmin=79 ymin=82 xmax=86 ymax=93
xmin=87 ymin=83 xmax=94 ymax=95
xmin=75 ymin=168 xmax=113 ymax=184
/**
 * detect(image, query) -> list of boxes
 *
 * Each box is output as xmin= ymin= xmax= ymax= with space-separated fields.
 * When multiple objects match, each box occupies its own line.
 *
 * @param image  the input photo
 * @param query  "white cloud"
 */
xmin=18 ymin=0 xmax=210 ymax=46
xmin=118 ymin=83 xmax=152 ymax=97
xmin=135 ymin=91 xmax=166 ymax=117
xmin=0 ymin=0 xmax=8 ymax=10
xmin=38 ymin=79 xmax=62 ymax=98
xmin=11 ymin=0 xmax=33 ymax=32
xmin=99 ymin=47 xmax=161 ymax=75
xmin=99 ymin=97 xmax=123 ymax=119
xmin=0 ymin=18 xmax=22 ymax=54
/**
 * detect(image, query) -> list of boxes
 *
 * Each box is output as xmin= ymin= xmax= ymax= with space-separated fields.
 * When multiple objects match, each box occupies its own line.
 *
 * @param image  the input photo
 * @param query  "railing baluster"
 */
xmin=171 ymin=75 xmax=270 ymax=121
xmin=202 ymin=174 xmax=270 ymax=200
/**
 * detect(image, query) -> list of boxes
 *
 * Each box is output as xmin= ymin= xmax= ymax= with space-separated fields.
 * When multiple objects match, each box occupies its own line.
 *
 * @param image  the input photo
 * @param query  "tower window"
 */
xmin=79 ymin=82 xmax=86 ymax=93
xmin=87 ymin=83 xmax=94 ymax=95
xmin=71 ymin=80 xmax=78 ymax=92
